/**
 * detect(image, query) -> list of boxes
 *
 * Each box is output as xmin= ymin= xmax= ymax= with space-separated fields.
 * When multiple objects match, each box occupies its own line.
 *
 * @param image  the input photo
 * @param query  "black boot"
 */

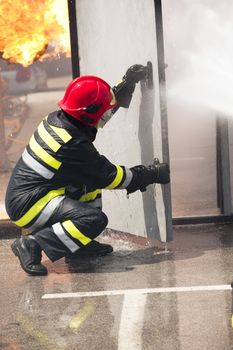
xmin=11 ymin=236 xmax=48 ymax=276
xmin=65 ymin=240 xmax=113 ymax=260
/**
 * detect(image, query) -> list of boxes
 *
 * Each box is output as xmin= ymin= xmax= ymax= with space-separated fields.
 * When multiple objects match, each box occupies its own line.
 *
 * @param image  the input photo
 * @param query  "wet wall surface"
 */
xmin=1 ymin=224 xmax=233 ymax=349
xmin=77 ymin=0 xmax=171 ymax=240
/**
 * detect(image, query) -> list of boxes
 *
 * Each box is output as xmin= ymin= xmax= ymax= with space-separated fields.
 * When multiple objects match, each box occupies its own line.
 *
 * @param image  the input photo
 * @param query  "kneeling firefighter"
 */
xmin=5 ymin=64 xmax=170 ymax=276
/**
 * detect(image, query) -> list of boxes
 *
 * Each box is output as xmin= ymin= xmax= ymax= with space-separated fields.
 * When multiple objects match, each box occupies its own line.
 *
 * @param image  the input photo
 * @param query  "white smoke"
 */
xmin=163 ymin=0 xmax=233 ymax=116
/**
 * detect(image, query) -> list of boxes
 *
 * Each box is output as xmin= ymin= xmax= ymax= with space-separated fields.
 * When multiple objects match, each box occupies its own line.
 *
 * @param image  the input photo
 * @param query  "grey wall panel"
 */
xmin=76 ymin=0 xmax=170 ymax=241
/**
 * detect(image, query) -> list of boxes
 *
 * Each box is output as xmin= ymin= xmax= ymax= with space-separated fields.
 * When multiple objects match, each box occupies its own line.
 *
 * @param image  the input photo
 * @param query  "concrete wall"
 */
xmin=76 ymin=0 xmax=171 ymax=241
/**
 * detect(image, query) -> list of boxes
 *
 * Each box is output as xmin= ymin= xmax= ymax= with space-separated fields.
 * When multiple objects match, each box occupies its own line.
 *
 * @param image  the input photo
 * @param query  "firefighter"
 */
xmin=5 ymin=64 xmax=170 ymax=276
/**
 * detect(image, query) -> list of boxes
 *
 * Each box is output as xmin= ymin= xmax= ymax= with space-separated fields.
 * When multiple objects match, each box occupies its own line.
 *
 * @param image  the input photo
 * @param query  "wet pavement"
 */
xmin=1 ymin=224 xmax=233 ymax=350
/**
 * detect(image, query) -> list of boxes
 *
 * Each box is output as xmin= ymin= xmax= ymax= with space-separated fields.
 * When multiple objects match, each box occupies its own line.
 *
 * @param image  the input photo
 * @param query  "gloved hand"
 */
xmin=126 ymin=159 xmax=170 ymax=194
xmin=112 ymin=64 xmax=148 ymax=110
xmin=123 ymin=64 xmax=148 ymax=83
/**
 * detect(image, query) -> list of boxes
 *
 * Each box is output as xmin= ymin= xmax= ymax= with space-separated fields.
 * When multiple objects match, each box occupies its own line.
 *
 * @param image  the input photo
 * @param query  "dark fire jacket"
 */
xmin=5 ymin=110 xmax=133 ymax=228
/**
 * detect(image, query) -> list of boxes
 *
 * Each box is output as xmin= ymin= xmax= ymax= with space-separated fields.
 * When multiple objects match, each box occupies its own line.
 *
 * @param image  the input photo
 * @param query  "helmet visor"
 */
xmin=97 ymin=109 xmax=113 ymax=128
xmin=110 ymin=89 xmax=117 ymax=106
xmin=96 ymin=89 xmax=116 ymax=128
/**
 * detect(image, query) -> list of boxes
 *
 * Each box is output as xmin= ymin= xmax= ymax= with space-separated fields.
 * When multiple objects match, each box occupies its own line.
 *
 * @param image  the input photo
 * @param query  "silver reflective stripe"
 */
xmin=97 ymin=110 xmax=114 ymax=128
xmin=22 ymin=149 xmax=54 ymax=179
xmin=86 ymin=198 xmax=102 ymax=209
xmin=52 ymin=222 xmax=79 ymax=253
xmin=28 ymin=195 xmax=65 ymax=232
xmin=117 ymin=167 xmax=133 ymax=189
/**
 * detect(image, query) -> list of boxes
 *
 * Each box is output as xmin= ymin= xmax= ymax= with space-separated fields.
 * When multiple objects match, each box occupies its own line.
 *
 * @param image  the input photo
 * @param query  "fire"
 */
xmin=0 ymin=0 xmax=70 ymax=67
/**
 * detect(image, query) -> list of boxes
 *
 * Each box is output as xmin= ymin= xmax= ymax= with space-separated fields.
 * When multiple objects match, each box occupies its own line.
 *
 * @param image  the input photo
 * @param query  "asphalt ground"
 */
xmin=1 ymin=224 xmax=233 ymax=350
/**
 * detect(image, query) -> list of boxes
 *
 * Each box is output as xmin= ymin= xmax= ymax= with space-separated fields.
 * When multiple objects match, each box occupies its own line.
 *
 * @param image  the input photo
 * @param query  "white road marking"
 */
xmin=118 ymin=294 xmax=146 ymax=350
xmin=42 ymin=284 xmax=232 ymax=299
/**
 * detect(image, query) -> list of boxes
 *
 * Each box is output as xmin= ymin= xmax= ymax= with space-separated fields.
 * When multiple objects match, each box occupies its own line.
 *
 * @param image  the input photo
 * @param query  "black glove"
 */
xmin=112 ymin=64 xmax=148 ymax=110
xmin=123 ymin=64 xmax=148 ymax=84
xmin=126 ymin=159 xmax=170 ymax=194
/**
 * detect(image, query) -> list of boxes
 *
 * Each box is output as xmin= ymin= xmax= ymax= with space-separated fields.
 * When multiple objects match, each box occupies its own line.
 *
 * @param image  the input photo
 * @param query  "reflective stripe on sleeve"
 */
xmin=22 ymin=149 xmax=55 ymax=179
xmin=28 ymin=195 xmax=65 ymax=232
xmin=79 ymin=189 xmax=102 ymax=202
xmin=52 ymin=222 xmax=79 ymax=253
xmin=116 ymin=167 xmax=133 ymax=189
xmin=62 ymin=220 xmax=92 ymax=246
xmin=37 ymin=121 xmax=61 ymax=152
xmin=13 ymin=187 xmax=65 ymax=227
xmin=47 ymin=122 xmax=72 ymax=143
xmin=105 ymin=165 xmax=124 ymax=189
xmin=29 ymin=134 xmax=62 ymax=170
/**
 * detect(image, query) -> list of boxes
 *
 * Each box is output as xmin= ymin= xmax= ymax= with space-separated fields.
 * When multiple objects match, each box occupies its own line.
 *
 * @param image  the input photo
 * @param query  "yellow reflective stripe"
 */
xmin=116 ymin=79 xmax=124 ymax=86
xmin=48 ymin=123 xmax=72 ymax=143
xmin=232 ymin=315 xmax=233 ymax=328
xmin=29 ymin=135 xmax=62 ymax=170
xmin=79 ymin=189 xmax=102 ymax=202
xmin=14 ymin=187 xmax=65 ymax=227
xmin=37 ymin=122 xmax=61 ymax=152
xmin=62 ymin=220 xmax=91 ymax=245
xmin=105 ymin=165 xmax=124 ymax=189
xmin=44 ymin=115 xmax=72 ymax=143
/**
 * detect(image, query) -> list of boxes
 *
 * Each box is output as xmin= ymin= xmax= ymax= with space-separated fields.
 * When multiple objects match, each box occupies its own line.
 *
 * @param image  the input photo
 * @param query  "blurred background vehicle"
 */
xmin=0 ymin=61 xmax=48 ymax=95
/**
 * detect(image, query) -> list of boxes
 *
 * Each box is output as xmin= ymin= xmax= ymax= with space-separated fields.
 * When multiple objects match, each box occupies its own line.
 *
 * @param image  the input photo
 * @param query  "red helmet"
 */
xmin=58 ymin=75 xmax=116 ymax=126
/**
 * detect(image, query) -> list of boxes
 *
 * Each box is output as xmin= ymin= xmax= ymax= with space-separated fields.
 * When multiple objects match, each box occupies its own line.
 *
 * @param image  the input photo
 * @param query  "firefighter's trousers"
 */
xmin=30 ymin=196 xmax=108 ymax=261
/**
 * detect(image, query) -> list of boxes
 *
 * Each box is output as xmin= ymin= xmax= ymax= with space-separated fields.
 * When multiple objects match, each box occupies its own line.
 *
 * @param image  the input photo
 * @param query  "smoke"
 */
xmin=163 ymin=0 xmax=233 ymax=116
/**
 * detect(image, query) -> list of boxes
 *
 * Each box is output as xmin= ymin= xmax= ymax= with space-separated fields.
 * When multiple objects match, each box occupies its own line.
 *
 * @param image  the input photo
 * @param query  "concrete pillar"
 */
xmin=75 ymin=0 xmax=172 ymax=241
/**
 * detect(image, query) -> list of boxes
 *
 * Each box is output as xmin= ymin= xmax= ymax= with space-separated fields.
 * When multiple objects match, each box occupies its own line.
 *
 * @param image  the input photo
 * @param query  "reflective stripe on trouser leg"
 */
xmin=27 ymin=195 xmax=65 ymax=232
xmin=34 ymin=197 xmax=108 ymax=261
xmin=52 ymin=222 xmax=79 ymax=253
xmin=79 ymin=189 xmax=102 ymax=209
xmin=13 ymin=188 xmax=66 ymax=228
xmin=51 ymin=220 xmax=92 ymax=253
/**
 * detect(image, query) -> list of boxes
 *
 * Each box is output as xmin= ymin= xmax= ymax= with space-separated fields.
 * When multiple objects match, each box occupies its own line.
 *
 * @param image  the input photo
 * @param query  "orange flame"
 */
xmin=0 ymin=0 xmax=70 ymax=67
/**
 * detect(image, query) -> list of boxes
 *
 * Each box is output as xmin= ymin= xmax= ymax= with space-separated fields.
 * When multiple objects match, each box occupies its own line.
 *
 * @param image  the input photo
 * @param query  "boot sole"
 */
xmin=11 ymin=241 xmax=48 ymax=276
